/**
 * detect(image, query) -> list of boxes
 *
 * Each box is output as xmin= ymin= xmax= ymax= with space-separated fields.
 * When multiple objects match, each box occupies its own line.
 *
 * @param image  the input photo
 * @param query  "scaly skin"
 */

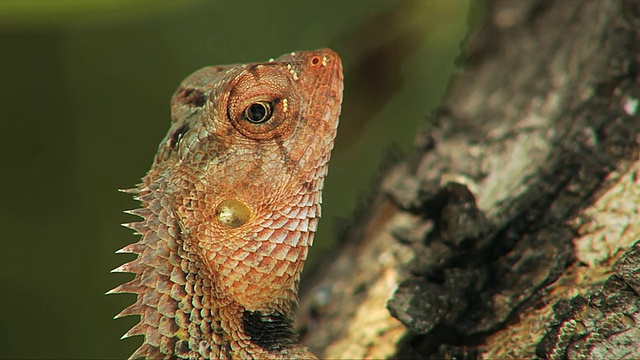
xmin=109 ymin=49 xmax=343 ymax=359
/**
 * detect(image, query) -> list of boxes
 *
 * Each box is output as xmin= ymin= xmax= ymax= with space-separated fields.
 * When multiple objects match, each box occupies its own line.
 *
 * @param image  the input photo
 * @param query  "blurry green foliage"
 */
xmin=0 ymin=1 xmax=472 ymax=358
xmin=0 ymin=0 xmax=198 ymax=27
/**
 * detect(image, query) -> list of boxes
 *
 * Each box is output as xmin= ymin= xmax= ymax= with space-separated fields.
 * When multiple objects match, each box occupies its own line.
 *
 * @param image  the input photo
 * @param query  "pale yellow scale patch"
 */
xmin=286 ymin=63 xmax=299 ymax=81
xmin=216 ymin=198 xmax=252 ymax=228
xmin=321 ymin=55 xmax=328 ymax=67
xmin=282 ymin=98 xmax=288 ymax=113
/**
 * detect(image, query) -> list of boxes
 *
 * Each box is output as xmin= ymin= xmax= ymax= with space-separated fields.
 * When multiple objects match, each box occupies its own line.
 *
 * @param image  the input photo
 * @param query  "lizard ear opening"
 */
xmin=215 ymin=198 xmax=251 ymax=228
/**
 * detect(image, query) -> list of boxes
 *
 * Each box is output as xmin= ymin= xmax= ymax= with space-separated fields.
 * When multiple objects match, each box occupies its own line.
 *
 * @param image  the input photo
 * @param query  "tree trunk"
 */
xmin=297 ymin=0 xmax=640 ymax=358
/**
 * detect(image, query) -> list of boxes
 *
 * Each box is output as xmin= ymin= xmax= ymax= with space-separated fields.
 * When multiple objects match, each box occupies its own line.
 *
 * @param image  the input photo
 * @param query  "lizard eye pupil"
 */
xmin=244 ymin=102 xmax=273 ymax=123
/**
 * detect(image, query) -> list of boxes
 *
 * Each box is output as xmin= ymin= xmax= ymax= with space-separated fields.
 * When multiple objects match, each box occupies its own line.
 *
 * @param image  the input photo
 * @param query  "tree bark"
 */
xmin=297 ymin=0 xmax=640 ymax=358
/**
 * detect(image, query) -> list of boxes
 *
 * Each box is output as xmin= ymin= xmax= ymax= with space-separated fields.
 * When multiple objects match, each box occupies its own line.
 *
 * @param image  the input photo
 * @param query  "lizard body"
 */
xmin=109 ymin=49 xmax=343 ymax=359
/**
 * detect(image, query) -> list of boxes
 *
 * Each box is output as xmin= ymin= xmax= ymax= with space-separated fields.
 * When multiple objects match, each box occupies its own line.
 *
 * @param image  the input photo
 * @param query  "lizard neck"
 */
xmin=113 ymin=180 xmax=315 ymax=359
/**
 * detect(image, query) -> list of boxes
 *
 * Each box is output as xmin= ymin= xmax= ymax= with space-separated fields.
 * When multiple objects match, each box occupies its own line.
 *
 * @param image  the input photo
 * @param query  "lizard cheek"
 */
xmin=215 ymin=198 xmax=252 ymax=228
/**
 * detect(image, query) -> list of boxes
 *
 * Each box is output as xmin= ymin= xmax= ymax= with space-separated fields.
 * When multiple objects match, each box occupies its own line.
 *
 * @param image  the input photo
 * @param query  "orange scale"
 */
xmin=207 ymin=252 xmax=226 ymax=266
xmin=285 ymin=206 xmax=301 ymax=219
xmin=283 ymin=231 xmax=301 ymax=247
xmin=256 ymin=256 xmax=278 ymax=273
xmin=193 ymin=180 xmax=206 ymax=192
xmin=233 ymin=262 xmax=252 ymax=276
xmin=257 ymin=241 xmax=278 ymax=257
xmin=145 ymin=324 xmax=162 ymax=347
xmin=269 ymin=244 xmax=291 ymax=261
xmin=308 ymin=217 xmax=319 ymax=232
xmin=269 ymin=215 xmax=289 ymax=229
xmin=270 ymin=212 xmax=282 ymax=219
xmin=296 ymin=206 xmax=309 ymax=219
xmin=317 ymin=166 xmax=329 ymax=177
xmin=299 ymin=244 xmax=309 ymax=259
xmin=284 ymin=218 xmax=300 ymax=231
xmin=158 ymin=315 xmax=178 ymax=342
xmin=242 ymin=239 xmax=261 ymax=253
xmin=284 ymin=246 xmax=301 ymax=263
xmin=254 ymin=227 xmax=275 ymax=241
xmin=296 ymin=218 xmax=309 ymax=232
xmin=242 ymin=283 xmax=262 ymax=300
xmin=299 ymin=232 xmax=312 ymax=247
xmin=143 ymin=305 xmax=161 ymax=326
xmin=193 ymin=280 xmax=203 ymax=295
xmin=243 ymin=267 xmax=267 ymax=284
xmin=170 ymin=283 xmax=186 ymax=299
xmin=140 ymin=288 xmax=161 ymax=308
xmin=280 ymin=205 xmax=293 ymax=216
xmin=259 ymin=217 xmax=274 ymax=228
xmin=231 ymin=280 xmax=248 ymax=294
xmin=271 ymin=258 xmax=291 ymax=277
xmin=196 ymin=222 xmax=208 ymax=234
xmin=167 ymin=251 xmax=183 ymax=267
xmin=308 ymin=204 xmax=319 ymax=217
xmin=240 ymin=252 xmax=262 ymax=268
xmin=267 ymin=228 xmax=288 ymax=244
xmin=202 ymin=233 xmax=224 ymax=252
xmin=223 ymin=258 xmax=240 ymax=272
xmin=298 ymin=193 xmax=312 ymax=207
xmin=230 ymin=249 xmax=250 ymax=261
xmin=223 ymin=268 xmax=243 ymax=282
xmin=191 ymin=294 xmax=203 ymax=309
xmin=268 ymin=276 xmax=288 ymax=289
xmin=202 ymin=289 xmax=214 ymax=307
xmin=156 ymin=276 xmax=173 ymax=294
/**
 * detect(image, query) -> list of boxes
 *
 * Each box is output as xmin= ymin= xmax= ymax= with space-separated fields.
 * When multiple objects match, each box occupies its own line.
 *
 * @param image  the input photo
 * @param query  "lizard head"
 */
xmin=155 ymin=49 xmax=343 ymax=313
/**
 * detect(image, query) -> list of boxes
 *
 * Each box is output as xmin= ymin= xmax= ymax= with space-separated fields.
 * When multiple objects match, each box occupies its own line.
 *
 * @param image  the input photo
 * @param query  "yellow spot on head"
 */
xmin=282 ymin=98 xmax=288 ymax=113
xmin=321 ymin=56 xmax=327 ymax=66
xmin=216 ymin=198 xmax=251 ymax=228
xmin=286 ymin=64 xmax=298 ymax=80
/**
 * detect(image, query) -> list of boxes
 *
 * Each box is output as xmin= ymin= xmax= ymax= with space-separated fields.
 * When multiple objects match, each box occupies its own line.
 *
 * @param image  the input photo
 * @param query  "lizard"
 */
xmin=108 ymin=48 xmax=343 ymax=359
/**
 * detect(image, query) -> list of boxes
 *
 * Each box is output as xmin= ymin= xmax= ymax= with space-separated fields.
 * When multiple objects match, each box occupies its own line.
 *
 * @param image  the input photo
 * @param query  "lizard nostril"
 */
xmin=310 ymin=56 xmax=322 ymax=67
xmin=216 ymin=198 xmax=252 ymax=228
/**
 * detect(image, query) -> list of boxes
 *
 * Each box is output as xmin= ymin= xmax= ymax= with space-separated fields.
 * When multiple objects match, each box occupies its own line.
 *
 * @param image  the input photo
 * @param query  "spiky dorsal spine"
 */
xmin=110 ymin=183 xmax=227 ymax=359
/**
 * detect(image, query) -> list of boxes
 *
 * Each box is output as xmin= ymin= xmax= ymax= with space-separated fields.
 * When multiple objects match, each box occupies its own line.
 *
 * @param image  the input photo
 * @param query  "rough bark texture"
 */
xmin=296 ymin=1 xmax=640 ymax=358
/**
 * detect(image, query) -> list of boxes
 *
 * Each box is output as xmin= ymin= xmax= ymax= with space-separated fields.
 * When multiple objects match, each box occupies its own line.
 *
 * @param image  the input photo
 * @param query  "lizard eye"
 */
xmin=227 ymin=70 xmax=297 ymax=140
xmin=243 ymin=101 xmax=273 ymax=123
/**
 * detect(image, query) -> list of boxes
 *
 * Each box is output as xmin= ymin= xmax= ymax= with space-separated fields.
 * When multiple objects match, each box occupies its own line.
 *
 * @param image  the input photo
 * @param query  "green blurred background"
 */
xmin=0 ymin=0 xmax=474 ymax=358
